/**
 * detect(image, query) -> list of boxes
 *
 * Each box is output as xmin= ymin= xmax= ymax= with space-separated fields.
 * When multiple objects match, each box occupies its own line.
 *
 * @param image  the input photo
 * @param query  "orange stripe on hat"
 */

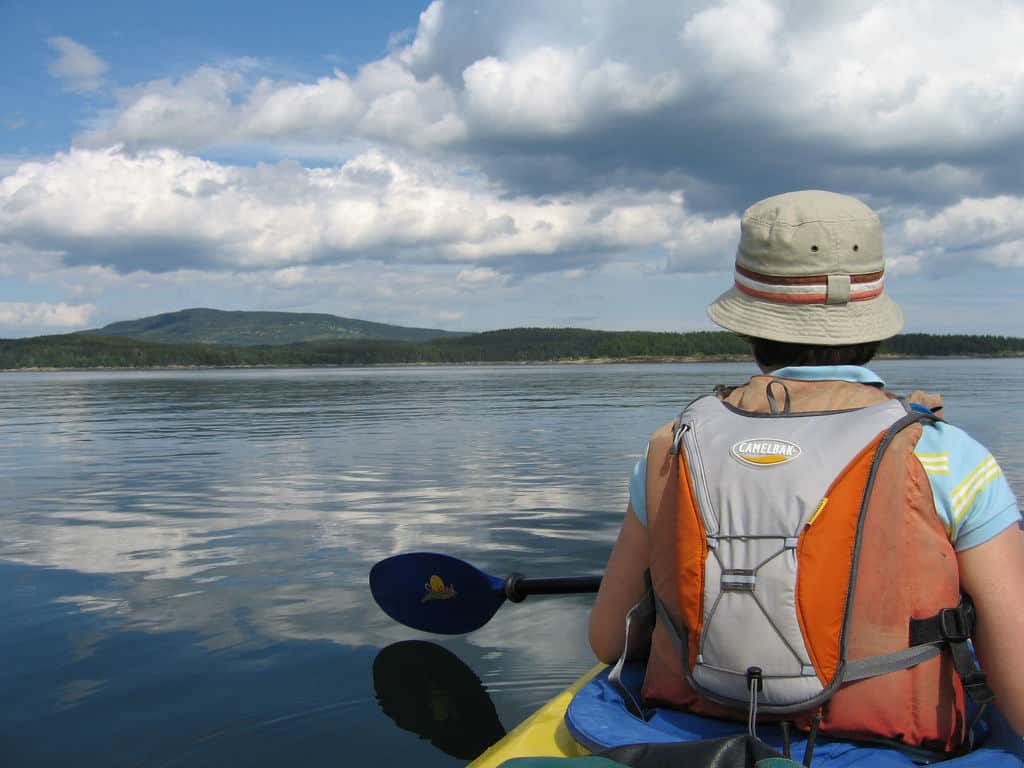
xmin=734 ymin=265 xmax=885 ymax=305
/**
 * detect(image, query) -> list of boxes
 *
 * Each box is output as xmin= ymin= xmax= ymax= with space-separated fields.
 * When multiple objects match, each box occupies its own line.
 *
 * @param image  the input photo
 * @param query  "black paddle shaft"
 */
xmin=503 ymin=574 xmax=602 ymax=603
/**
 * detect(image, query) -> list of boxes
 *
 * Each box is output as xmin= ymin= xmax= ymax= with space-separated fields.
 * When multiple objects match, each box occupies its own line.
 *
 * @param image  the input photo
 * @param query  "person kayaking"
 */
xmin=587 ymin=190 xmax=1024 ymax=756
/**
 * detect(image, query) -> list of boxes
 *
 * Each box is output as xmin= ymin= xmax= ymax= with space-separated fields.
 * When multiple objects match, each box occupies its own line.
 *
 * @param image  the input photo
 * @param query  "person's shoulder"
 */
xmin=915 ymin=419 xmax=1002 ymax=490
xmin=917 ymin=419 xmax=991 ymax=463
xmin=916 ymin=420 xmax=1020 ymax=551
xmin=901 ymin=389 xmax=944 ymax=418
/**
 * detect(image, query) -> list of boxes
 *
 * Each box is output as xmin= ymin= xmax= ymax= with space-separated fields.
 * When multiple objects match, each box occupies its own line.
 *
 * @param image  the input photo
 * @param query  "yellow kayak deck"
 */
xmin=468 ymin=664 xmax=605 ymax=767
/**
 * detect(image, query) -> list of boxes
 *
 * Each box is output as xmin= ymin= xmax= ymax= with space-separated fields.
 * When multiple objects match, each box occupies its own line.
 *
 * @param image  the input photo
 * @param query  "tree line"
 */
xmin=1 ymin=329 xmax=1022 ymax=369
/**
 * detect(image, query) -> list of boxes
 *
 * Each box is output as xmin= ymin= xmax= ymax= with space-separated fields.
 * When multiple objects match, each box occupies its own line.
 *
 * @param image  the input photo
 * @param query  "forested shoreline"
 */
xmin=1 ymin=329 xmax=1023 ymax=370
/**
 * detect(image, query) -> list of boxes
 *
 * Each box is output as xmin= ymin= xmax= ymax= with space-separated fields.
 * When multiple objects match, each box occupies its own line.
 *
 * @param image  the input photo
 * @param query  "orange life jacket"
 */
xmin=639 ymin=376 xmax=985 ymax=753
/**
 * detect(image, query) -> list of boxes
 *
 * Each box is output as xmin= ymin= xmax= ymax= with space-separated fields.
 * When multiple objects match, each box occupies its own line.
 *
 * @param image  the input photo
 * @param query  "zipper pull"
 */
xmin=806 ymin=497 xmax=829 ymax=527
xmin=671 ymin=422 xmax=689 ymax=454
xmin=746 ymin=666 xmax=763 ymax=738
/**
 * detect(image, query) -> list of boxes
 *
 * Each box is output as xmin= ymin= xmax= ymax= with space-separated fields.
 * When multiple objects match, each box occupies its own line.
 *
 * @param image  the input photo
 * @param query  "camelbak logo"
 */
xmin=731 ymin=439 xmax=802 ymax=466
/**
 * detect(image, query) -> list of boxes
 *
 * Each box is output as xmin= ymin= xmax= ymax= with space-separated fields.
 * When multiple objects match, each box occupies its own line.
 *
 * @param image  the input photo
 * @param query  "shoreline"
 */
xmin=4 ymin=352 xmax=1023 ymax=373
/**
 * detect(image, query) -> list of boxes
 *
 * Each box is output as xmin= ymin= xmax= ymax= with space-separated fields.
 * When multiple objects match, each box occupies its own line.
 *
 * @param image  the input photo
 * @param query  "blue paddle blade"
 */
xmin=369 ymin=552 xmax=508 ymax=635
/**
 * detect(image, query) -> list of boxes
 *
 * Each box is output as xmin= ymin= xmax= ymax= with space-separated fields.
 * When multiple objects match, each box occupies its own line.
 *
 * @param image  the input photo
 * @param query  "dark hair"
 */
xmin=747 ymin=337 xmax=881 ymax=370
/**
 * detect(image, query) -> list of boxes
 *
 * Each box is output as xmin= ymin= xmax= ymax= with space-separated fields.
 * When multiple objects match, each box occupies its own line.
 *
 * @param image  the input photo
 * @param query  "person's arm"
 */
xmin=957 ymin=523 xmax=1024 ymax=733
xmin=588 ymin=502 xmax=649 ymax=664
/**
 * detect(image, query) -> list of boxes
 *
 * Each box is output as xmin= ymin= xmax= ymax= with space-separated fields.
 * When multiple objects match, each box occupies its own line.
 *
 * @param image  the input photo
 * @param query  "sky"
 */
xmin=1 ymin=0 xmax=1023 ymax=338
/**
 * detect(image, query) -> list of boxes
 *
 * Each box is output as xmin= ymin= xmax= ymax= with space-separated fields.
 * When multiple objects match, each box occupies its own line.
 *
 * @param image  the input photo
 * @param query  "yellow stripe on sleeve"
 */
xmin=951 ymin=456 xmax=1003 ymax=523
xmin=915 ymin=451 xmax=950 ymax=475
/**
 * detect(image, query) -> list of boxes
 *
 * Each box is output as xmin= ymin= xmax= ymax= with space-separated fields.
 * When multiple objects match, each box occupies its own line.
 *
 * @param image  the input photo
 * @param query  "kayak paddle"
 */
xmin=369 ymin=552 xmax=602 ymax=635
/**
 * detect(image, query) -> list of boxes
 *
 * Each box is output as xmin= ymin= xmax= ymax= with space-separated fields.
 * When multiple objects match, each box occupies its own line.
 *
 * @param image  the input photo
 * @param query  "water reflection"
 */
xmin=373 ymin=641 xmax=506 ymax=760
xmin=0 ymin=361 xmax=1019 ymax=766
xmin=0 ymin=562 xmax=385 ymax=768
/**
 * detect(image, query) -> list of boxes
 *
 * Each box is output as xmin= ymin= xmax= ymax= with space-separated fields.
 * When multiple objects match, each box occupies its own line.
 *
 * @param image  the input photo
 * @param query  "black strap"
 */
xmin=908 ymin=594 xmax=994 ymax=705
xmin=600 ymin=733 xmax=781 ymax=768
xmin=608 ymin=571 xmax=656 ymax=720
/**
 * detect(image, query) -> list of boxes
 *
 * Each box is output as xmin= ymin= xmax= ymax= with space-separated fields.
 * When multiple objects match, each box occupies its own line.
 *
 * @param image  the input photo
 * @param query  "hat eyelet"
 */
xmin=852 ymin=244 xmax=859 ymax=252
xmin=810 ymin=245 xmax=819 ymax=252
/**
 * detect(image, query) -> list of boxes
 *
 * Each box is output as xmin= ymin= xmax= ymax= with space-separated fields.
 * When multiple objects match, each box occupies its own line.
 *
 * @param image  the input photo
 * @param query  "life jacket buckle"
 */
xmin=938 ymin=606 xmax=970 ymax=643
xmin=962 ymin=671 xmax=995 ymax=705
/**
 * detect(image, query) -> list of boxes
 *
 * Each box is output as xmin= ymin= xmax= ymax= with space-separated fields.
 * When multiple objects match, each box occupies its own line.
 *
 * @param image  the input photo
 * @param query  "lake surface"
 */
xmin=1 ymin=359 xmax=1021 ymax=767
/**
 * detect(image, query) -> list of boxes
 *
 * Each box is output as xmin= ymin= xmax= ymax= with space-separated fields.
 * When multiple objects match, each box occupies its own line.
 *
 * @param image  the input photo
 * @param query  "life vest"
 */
xmin=638 ymin=376 xmax=990 ymax=753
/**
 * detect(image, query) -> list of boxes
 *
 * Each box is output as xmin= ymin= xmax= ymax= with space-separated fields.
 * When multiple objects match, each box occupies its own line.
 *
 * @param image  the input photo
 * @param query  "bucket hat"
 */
xmin=707 ymin=190 xmax=903 ymax=345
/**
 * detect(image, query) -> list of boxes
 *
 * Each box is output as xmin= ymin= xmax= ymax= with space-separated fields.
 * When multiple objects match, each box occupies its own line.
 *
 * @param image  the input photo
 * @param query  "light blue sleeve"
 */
xmin=916 ymin=421 xmax=1022 ymax=551
xmin=629 ymin=444 xmax=649 ymax=527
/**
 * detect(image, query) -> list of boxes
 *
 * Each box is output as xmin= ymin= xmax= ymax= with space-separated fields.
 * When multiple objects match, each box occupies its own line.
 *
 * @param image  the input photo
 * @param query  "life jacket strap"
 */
xmin=608 ymin=572 xmax=656 ymax=720
xmin=907 ymin=594 xmax=994 ymax=705
xmin=842 ymin=645 xmax=941 ymax=682
xmin=643 ymin=588 xmax=994 ymax=708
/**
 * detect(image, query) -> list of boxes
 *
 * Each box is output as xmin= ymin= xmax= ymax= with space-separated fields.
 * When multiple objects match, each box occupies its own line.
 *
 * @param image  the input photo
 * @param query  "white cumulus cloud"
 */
xmin=11 ymin=0 xmax=1023 ymax=336
xmin=456 ymin=266 xmax=508 ymax=288
xmin=681 ymin=0 xmax=782 ymax=77
xmin=0 ymin=302 xmax=96 ymax=331
xmin=0 ymin=146 xmax=733 ymax=277
xmin=47 ymin=37 xmax=109 ymax=94
xmin=68 ymin=0 xmax=1024 ymax=199
xmin=901 ymin=196 xmax=1024 ymax=269
xmin=83 ymin=52 xmax=465 ymax=152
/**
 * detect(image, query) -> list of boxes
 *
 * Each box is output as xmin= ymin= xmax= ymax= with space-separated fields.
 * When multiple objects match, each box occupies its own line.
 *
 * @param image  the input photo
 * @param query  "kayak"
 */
xmin=468 ymin=664 xmax=1024 ymax=767
xmin=468 ymin=665 xmax=603 ymax=767
xmin=366 ymin=553 xmax=1021 ymax=766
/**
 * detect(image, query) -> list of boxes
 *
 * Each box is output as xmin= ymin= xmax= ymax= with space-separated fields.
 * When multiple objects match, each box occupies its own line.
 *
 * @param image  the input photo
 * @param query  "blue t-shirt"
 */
xmin=629 ymin=365 xmax=1021 ymax=552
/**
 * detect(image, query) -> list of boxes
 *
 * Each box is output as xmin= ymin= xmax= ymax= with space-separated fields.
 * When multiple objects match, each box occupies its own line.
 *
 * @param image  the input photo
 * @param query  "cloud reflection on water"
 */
xmin=0 ymin=361 xmax=1019 ymax=766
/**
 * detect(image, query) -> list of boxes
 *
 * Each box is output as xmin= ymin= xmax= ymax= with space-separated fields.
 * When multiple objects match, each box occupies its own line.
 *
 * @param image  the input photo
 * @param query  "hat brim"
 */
xmin=707 ymin=287 xmax=904 ymax=346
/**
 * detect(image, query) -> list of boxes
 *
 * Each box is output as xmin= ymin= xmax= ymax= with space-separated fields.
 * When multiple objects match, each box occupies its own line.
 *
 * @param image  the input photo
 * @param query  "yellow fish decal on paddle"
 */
xmin=422 ymin=574 xmax=457 ymax=602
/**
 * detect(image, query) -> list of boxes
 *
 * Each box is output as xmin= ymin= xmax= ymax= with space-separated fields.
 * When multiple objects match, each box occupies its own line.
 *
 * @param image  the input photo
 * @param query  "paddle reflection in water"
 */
xmin=373 ymin=640 xmax=507 ymax=760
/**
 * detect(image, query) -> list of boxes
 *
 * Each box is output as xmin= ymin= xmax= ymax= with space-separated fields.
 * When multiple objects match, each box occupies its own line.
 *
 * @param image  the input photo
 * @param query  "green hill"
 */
xmin=0 ymin=328 xmax=749 ymax=369
xmin=83 ymin=308 xmax=466 ymax=346
xmin=426 ymin=327 xmax=750 ymax=361
xmin=3 ymin=327 xmax=1022 ymax=370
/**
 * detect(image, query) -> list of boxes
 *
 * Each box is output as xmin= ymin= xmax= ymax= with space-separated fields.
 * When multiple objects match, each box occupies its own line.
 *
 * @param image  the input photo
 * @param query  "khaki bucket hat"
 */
xmin=707 ymin=190 xmax=903 ymax=345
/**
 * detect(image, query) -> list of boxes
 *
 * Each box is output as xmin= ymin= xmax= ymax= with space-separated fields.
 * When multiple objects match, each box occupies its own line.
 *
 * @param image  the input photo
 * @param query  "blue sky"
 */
xmin=1 ymin=1 xmax=427 ymax=156
xmin=1 ymin=0 xmax=1022 ymax=337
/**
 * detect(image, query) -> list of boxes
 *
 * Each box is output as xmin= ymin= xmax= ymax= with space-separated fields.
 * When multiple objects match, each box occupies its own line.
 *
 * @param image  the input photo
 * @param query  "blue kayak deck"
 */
xmin=565 ymin=666 xmax=1023 ymax=766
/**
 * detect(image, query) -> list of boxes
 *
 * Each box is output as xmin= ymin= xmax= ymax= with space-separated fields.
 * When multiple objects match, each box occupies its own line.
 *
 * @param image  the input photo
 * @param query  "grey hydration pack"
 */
xmin=670 ymin=393 xmax=911 ymax=713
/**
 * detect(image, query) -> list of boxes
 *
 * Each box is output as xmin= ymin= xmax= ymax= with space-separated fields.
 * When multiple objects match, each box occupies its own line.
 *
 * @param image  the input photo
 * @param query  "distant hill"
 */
xmin=83 ymin=308 xmax=467 ymax=346
xmin=4 ymin=327 xmax=1022 ymax=370
xmin=0 ymin=328 xmax=751 ymax=369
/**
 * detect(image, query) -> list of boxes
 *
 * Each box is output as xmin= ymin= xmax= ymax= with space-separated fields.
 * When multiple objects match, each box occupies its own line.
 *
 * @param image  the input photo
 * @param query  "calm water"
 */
xmin=1 ymin=360 xmax=1022 ymax=767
